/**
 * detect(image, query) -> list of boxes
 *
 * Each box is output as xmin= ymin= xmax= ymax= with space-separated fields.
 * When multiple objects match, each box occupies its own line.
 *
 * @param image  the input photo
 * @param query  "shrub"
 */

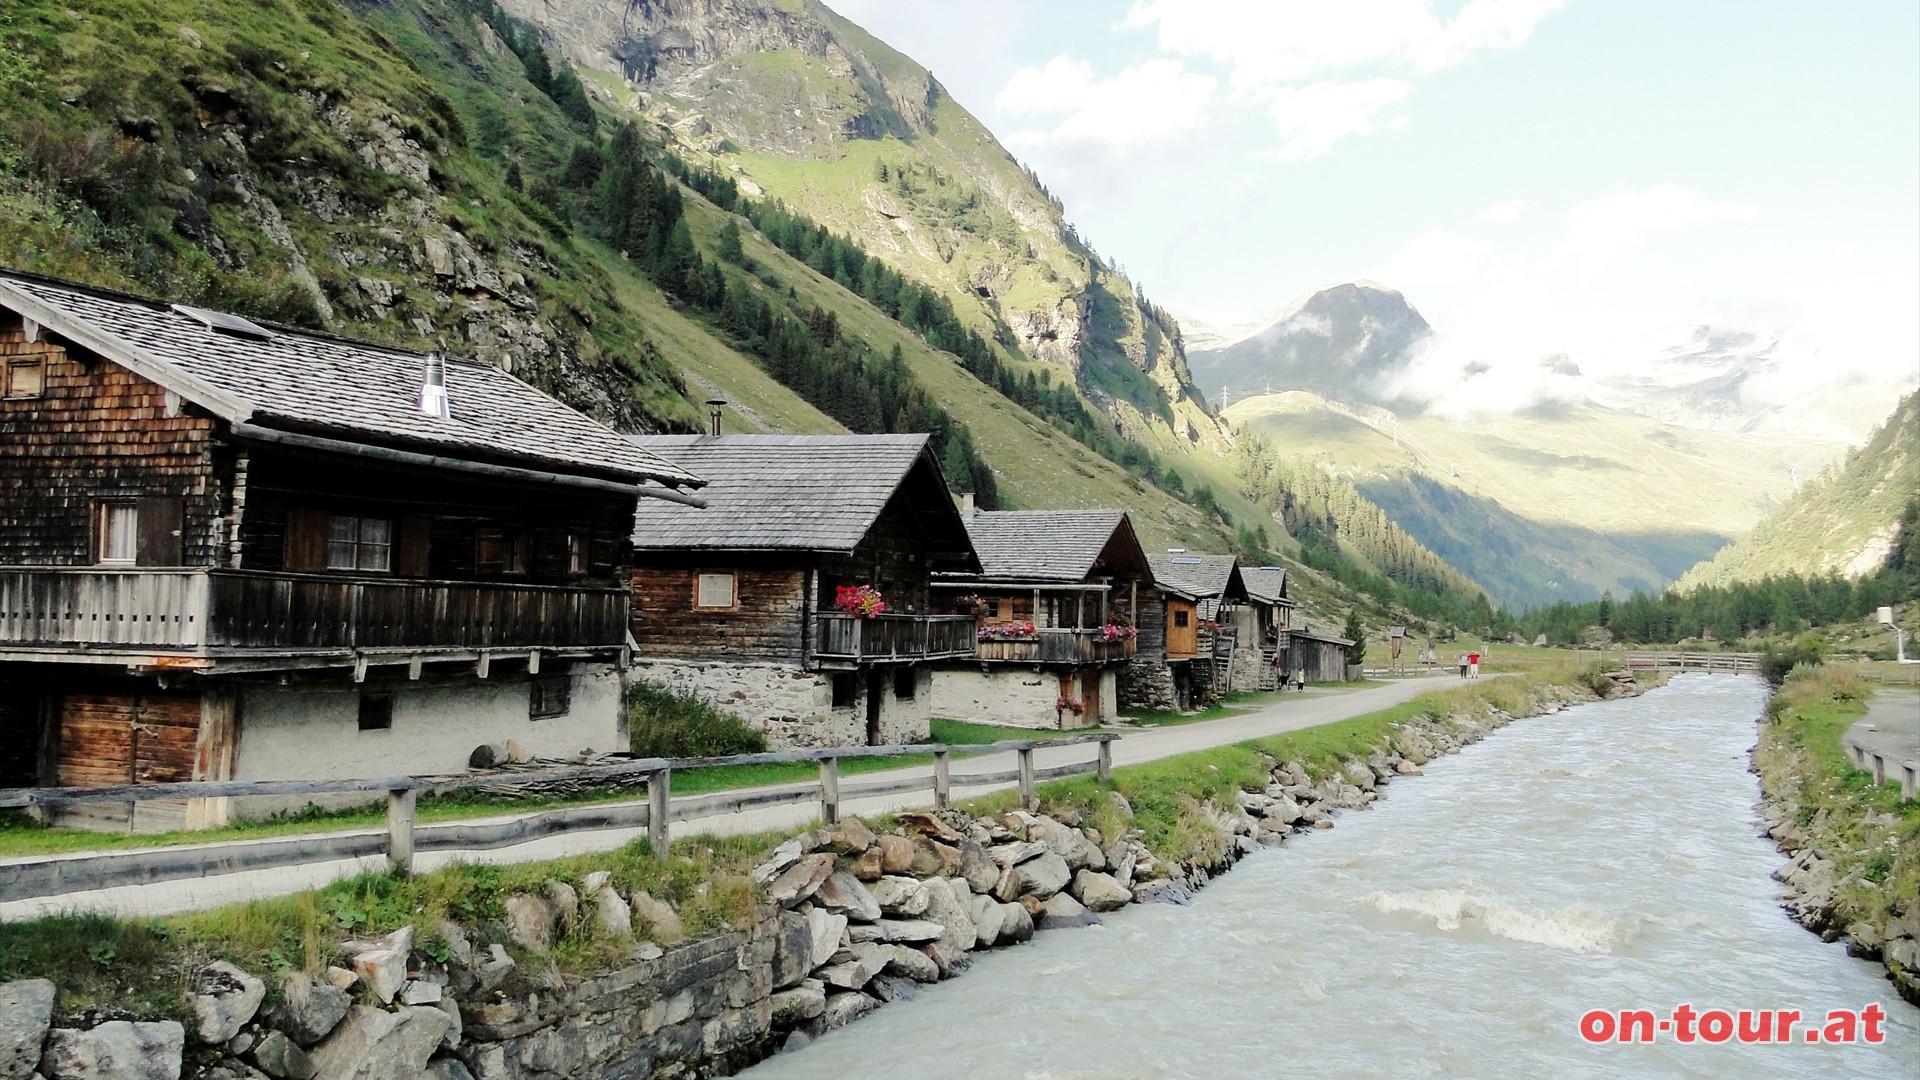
xmin=1759 ymin=633 xmax=1827 ymax=687
xmin=627 ymin=682 xmax=767 ymax=758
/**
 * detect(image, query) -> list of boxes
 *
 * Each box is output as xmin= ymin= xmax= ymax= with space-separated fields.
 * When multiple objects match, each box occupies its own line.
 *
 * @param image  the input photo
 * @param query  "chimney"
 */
xmin=705 ymin=397 xmax=727 ymax=436
xmin=418 ymin=352 xmax=451 ymax=420
xmin=960 ymin=492 xmax=975 ymax=516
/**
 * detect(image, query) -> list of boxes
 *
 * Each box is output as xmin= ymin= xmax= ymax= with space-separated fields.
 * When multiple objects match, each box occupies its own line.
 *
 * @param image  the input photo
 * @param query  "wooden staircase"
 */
xmin=1256 ymin=645 xmax=1281 ymax=691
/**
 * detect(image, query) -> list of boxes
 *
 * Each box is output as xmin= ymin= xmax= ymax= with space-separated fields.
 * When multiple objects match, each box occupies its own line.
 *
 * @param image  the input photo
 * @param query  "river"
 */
xmin=746 ymin=674 xmax=1918 ymax=1079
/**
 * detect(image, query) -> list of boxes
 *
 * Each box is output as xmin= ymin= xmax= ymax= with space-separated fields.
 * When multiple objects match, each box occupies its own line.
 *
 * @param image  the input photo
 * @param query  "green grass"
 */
xmin=1117 ymin=689 xmax=1290 ymax=728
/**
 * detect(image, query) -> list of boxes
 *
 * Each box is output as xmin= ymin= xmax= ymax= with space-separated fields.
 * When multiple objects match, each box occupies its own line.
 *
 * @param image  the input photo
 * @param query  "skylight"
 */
xmin=170 ymin=303 xmax=274 ymax=341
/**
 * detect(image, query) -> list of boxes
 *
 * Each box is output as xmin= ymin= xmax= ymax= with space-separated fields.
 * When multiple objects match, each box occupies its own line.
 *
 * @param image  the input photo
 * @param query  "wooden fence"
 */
xmin=0 ymin=733 xmax=1117 ymax=905
xmin=1618 ymin=651 xmax=1761 ymax=673
xmin=1843 ymin=738 xmax=1920 ymax=802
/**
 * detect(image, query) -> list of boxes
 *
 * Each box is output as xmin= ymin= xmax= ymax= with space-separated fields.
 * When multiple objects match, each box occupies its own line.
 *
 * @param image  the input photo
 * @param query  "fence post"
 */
xmin=820 ymin=756 xmax=840 ymax=824
xmin=647 ymin=767 xmax=671 ymax=855
xmin=1871 ymin=753 xmax=1887 ymax=786
xmin=1017 ymin=746 xmax=1035 ymax=810
xmin=1097 ymin=737 xmax=1112 ymax=783
xmin=386 ymin=787 xmax=417 ymax=875
xmin=933 ymin=749 xmax=951 ymax=810
xmin=1901 ymin=762 xmax=1917 ymax=802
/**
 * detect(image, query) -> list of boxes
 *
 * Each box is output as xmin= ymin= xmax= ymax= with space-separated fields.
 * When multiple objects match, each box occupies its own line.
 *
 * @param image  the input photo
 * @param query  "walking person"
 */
xmin=1468 ymin=651 xmax=1481 ymax=680
xmin=1294 ymin=665 xmax=1306 ymax=692
xmin=1456 ymin=652 xmax=1469 ymax=679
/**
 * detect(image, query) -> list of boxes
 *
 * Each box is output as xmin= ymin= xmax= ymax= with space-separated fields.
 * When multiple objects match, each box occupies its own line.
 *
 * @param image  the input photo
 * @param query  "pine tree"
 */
xmin=1342 ymin=607 xmax=1366 ymax=666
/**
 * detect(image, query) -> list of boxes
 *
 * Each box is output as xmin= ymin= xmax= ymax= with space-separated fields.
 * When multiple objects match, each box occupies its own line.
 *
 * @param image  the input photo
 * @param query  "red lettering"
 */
xmin=1672 ymin=1003 xmax=1699 ymax=1043
xmin=1698 ymin=1010 xmax=1734 ymax=1043
xmin=1619 ymin=1010 xmax=1655 ymax=1043
xmin=1822 ymin=1010 xmax=1856 ymax=1044
xmin=1861 ymin=1003 xmax=1886 ymax=1044
xmin=1774 ymin=1009 xmax=1800 ymax=1042
xmin=1737 ymin=1010 xmax=1771 ymax=1043
xmin=1579 ymin=1011 xmax=1616 ymax=1043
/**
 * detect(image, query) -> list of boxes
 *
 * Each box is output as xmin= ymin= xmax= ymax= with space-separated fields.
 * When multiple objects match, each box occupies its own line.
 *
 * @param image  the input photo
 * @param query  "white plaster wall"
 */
xmin=929 ymin=667 xmax=1071 ymax=729
xmin=1097 ymin=669 xmax=1117 ymax=723
xmin=233 ymin=665 xmax=624 ymax=784
xmin=635 ymin=660 xmax=931 ymax=750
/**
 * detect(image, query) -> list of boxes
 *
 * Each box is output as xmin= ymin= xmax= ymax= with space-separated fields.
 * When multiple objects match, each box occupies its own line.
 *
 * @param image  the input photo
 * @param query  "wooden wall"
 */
xmin=0 ymin=315 xmax=224 ymax=566
xmin=1165 ymin=597 xmax=1199 ymax=659
xmin=630 ymin=559 xmax=810 ymax=664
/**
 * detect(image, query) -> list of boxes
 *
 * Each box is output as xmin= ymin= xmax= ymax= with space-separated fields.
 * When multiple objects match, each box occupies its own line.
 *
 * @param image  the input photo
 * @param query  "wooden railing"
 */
xmin=0 ymin=733 xmax=1119 ymax=903
xmin=974 ymin=629 xmax=1138 ymax=664
xmin=1619 ymin=651 xmax=1761 ymax=673
xmin=0 ymin=567 xmax=627 ymax=652
xmin=812 ymin=613 xmax=977 ymax=663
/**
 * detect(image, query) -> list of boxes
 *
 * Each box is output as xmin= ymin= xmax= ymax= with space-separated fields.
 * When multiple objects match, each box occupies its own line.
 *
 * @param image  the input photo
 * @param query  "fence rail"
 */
xmin=973 ymin=629 xmax=1137 ymax=664
xmin=812 ymin=613 xmax=978 ymax=663
xmin=1619 ymin=651 xmax=1761 ymax=673
xmin=1844 ymin=739 xmax=1920 ymax=802
xmin=0 ymin=733 xmax=1118 ymax=905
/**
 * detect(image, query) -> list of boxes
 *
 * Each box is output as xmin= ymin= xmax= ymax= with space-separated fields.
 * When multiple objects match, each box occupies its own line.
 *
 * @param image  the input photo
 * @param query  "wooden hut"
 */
xmin=0 ymin=271 xmax=703 ymax=829
xmin=1232 ymin=566 xmax=1298 ymax=691
xmin=1127 ymin=553 xmax=1247 ymax=711
xmin=626 ymin=434 xmax=979 ymax=749
xmin=1289 ymin=628 xmax=1357 ymax=683
xmin=929 ymin=508 xmax=1151 ymax=728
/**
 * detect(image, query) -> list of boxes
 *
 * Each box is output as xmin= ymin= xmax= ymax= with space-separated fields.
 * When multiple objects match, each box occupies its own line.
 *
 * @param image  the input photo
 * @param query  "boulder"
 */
xmin=868 ymin=876 xmax=930 ymax=917
xmin=545 ymin=881 xmax=579 ymax=926
xmin=919 ymin=941 xmax=972 ymax=978
xmin=1109 ymin=845 xmax=1139 ymax=889
xmin=767 ymin=853 xmax=835 ymax=908
xmin=812 ymin=872 xmax=882 ymax=923
xmin=424 ymin=1061 xmax=474 ymax=1080
xmin=1396 ymin=761 xmax=1422 ymax=776
xmin=39 ymin=1021 xmax=183 ymax=1080
xmin=251 ymin=1030 xmax=315 ymax=1080
xmin=894 ymin=810 xmax=964 ymax=844
xmin=1070 ymin=870 xmax=1132 ymax=913
xmin=752 ymin=838 xmax=805 ymax=885
xmin=503 ymin=894 xmax=555 ymax=954
xmin=1132 ymin=879 xmax=1194 ymax=906
xmin=998 ymin=902 xmax=1035 ymax=944
xmin=848 ymin=848 xmax=885 ymax=880
xmin=307 ymin=1006 xmax=451 ymax=1080
xmin=987 ymin=840 xmax=1049 ymax=868
xmin=919 ymin=877 xmax=977 ymax=956
xmin=870 ymin=976 xmax=919 ymax=1003
xmin=825 ymin=819 xmax=876 ymax=854
xmin=956 ymin=840 xmax=1001 ymax=894
xmin=0 ymin=979 xmax=54 ymax=1080
xmin=851 ymin=919 xmax=944 ymax=944
xmin=1010 ymin=852 xmax=1071 ymax=900
xmin=473 ymin=946 xmax=515 ymax=994
xmin=969 ymin=897 xmax=1007 ymax=948
xmin=817 ymin=949 xmax=882 ymax=991
xmin=398 ymin=981 xmax=442 ymax=1006
xmin=1038 ymin=892 xmax=1101 ymax=930
xmin=805 ymin=908 xmax=848 ymax=968
xmin=768 ymin=983 xmax=826 ymax=1027
xmin=876 ymin=834 xmax=915 ymax=873
xmin=819 ymin=992 xmax=879 ymax=1031
xmin=880 ymin=945 xmax=941 ymax=983
xmin=349 ymin=926 xmax=413 ymax=1006
xmin=631 ymin=890 xmax=686 ymax=945
xmin=773 ymin=912 xmax=814 ymax=990
xmin=592 ymin=886 xmax=633 ymax=938
xmin=270 ymin=973 xmax=353 ymax=1046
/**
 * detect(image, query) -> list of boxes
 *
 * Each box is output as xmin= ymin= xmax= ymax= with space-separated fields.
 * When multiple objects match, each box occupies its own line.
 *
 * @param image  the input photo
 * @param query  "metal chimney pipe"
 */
xmin=705 ymin=397 xmax=726 ymax=436
xmin=418 ymin=352 xmax=451 ymax=420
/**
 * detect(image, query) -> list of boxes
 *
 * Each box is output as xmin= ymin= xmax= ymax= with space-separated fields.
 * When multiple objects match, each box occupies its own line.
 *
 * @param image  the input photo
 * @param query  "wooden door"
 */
xmin=1166 ymin=600 xmax=1197 ymax=659
xmin=1079 ymin=669 xmax=1101 ymax=728
xmin=55 ymin=690 xmax=201 ymax=831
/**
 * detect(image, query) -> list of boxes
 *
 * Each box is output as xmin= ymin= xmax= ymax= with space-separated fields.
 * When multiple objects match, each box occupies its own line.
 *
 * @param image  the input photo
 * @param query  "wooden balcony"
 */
xmin=811 ymin=613 xmax=977 ymax=666
xmin=973 ymin=629 xmax=1138 ymax=665
xmin=0 ymin=567 xmax=628 ymax=659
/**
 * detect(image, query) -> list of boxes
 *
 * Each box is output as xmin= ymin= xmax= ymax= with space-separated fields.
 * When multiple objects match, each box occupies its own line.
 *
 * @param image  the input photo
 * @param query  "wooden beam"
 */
xmin=475 ymin=651 xmax=491 ymax=679
xmin=819 ymin=756 xmax=840 ymax=824
xmin=527 ymin=648 xmax=541 ymax=675
xmin=933 ymin=749 xmax=951 ymax=809
xmin=352 ymin=654 xmax=369 ymax=684
xmin=20 ymin=317 xmax=38 ymax=343
xmin=407 ymin=656 xmax=423 ymax=681
xmin=1017 ymin=747 xmax=1035 ymax=810
xmin=647 ymin=767 xmax=670 ymax=854
xmin=386 ymin=787 xmax=417 ymax=875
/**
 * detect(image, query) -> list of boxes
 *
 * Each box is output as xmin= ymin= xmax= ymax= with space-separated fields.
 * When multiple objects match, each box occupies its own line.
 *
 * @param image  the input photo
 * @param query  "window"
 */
xmin=326 ymin=515 xmax=392 ymax=572
xmin=475 ymin=528 xmax=527 ymax=575
xmin=893 ymin=667 xmax=917 ymax=700
xmin=985 ymin=598 xmax=1001 ymax=619
xmin=567 ymin=533 xmax=590 ymax=577
xmin=1174 ymin=610 xmax=1191 ymax=629
xmin=529 ymin=676 xmax=571 ymax=719
xmin=357 ymin=693 xmax=393 ymax=731
xmin=695 ymin=572 xmax=736 ymax=609
xmin=5 ymin=358 xmax=44 ymax=399
xmin=95 ymin=502 xmax=137 ymax=564
xmin=831 ymin=673 xmax=857 ymax=709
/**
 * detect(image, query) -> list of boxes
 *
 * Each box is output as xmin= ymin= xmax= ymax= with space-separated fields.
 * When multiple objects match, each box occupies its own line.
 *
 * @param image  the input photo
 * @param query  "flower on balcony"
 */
xmin=834 ymin=584 xmax=887 ymax=619
xmin=977 ymin=620 xmax=1037 ymax=641
xmin=951 ymin=593 xmax=986 ymax=615
xmin=1100 ymin=624 xmax=1138 ymax=642
xmin=1056 ymin=696 xmax=1084 ymax=714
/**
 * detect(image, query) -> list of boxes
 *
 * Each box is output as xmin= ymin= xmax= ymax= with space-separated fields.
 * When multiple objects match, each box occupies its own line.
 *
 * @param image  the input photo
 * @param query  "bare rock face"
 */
xmin=812 ymin=872 xmax=882 ymax=923
xmin=193 ymin=961 xmax=267 ymax=1044
xmin=39 ymin=1021 xmax=183 ymax=1080
xmin=348 ymin=926 xmax=414 ymax=1005
xmin=1069 ymin=870 xmax=1132 ymax=913
xmin=307 ymin=1006 xmax=451 ymax=1080
xmin=270 ymin=973 xmax=353 ymax=1047
xmin=0 ymin=979 xmax=55 ymax=1080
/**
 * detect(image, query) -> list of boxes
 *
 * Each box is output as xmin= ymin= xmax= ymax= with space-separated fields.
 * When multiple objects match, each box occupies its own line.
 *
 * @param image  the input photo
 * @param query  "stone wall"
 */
xmin=1118 ymin=656 xmax=1175 ymax=711
xmin=928 ymin=667 xmax=1068 ymax=728
xmin=634 ymin=660 xmax=931 ymax=749
xmin=1229 ymin=646 xmax=1271 ymax=692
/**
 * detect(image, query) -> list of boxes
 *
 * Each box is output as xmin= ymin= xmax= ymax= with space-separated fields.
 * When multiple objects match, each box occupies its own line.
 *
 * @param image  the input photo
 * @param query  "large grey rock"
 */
xmin=987 ymin=841 xmax=1049 ymax=868
xmin=812 ymin=872 xmax=882 ymax=923
xmin=999 ymin=902 xmax=1035 ymax=944
xmin=270 ymin=973 xmax=353 ymax=1046
xmin=919 ymin=877 xmax=977 ymax=956
xmin=867 ymin=876 xmax=930 ymax=917
xmin=194 ymin=961 xmax=267 ymax=1044
xmin=40 ymin=1021 xmax=183 ymax=1080
xmin=1070 ymin=870 xmax=1132 ymax=913
xmin=767 ymin=854 xmax=835 ymax=908
xmin=968 ymin=894 xmax=1007 ymax=948
xmin=768 ymin=983 xmax=826 ymax=1027
xmin=0 ymin=979 xmax=54 ymax=1080
xmin=591 ymin=884 xmax=632 ymax=938
xmin=753 ymin=837 xmax=805 ymax=885
xmin=1132 ymin=879 xmax=1195 ymax=906
xmin=956 ymin=840 xmax=1001 ymax=894
xmin=849 ymin=919 xmax=944 ymax=944
xmin=349 ymin=926 xmax=413 ymax=1004
xmin=773 ymin=911 xmax=814 ymax=990
xmin=880 ymin=944 xmax=940 ymax=983
xmin=251 ymin=1030 xmax=315 ymax=1080
xmin=805 ymin=908 xmax=848 ymax=969
xmin=1038 ymin=892 xmax=1102 ymax=930
xmin=1033 ymin=816 xmax=1103 ymax=870
xmin=424 ymin=1061 xmax=474 ymax=1080
xmin=631 ymin=890 xmax=685 ymax=945
xmin=1011 ymin=852 xmax=1072 ymax=900
xmin=307 ymin=1006 xmax=451 ymax=1080
xmin=816 ymin=951 xmax=881 ymax=991
xmin=819 ymin=992 xmax=879 ymax=1031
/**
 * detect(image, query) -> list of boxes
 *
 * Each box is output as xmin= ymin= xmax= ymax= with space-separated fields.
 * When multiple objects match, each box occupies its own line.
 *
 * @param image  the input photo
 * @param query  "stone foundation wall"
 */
xmin=928 ymin=668 xmax=1068 ymax=728
xmin=1118 ymin=656 xmax=1175 ymax=711
xmin=634 ymin=660 xmax=931 ymax=750
xmin=1229 ymin=647 xmax=1271 ymax=692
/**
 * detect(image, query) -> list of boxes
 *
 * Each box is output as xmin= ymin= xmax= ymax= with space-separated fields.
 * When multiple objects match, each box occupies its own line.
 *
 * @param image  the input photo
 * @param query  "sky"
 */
xmin=825 ymin=1 xmax=1920 ymax=422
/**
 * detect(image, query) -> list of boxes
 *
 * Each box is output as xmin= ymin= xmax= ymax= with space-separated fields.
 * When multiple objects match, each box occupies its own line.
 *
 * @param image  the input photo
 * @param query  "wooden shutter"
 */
xmin=397 ymin=516 xmax=432 ymax=577
xmin=134 ymin=496 xmax=184 ymax=566
xmin=284 ymin=509 xmax=329 ymax=572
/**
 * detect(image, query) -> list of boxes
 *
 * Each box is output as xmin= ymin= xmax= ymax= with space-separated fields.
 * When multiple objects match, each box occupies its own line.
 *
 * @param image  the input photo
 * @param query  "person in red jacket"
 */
xmin=1467 ymin=651 xmax=1481 ymax=680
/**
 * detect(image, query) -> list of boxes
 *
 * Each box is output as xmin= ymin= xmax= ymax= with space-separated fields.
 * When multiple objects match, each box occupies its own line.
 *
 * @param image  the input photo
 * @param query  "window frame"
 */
xmin=694 ymin=571 xmax=737 ymax=611
xmin=1173 ymin=609 xmax=1191 ymax=629
xmin=4 ymin=358 xmax=45 ymax=400
xmin=566 ymin=533 xmax=590 ymax=577
xmin=357 ymin=693 xmax=394 ymax=732
xmin=893 ymin=666 xmax=917 ymax=700
xmin=475 ymin=527 xmax=528 ymax=576
xmin=325 ymin=514 xmax=394 ymax=574
xmin=830 ymin=672 xmax=857 ymax=709
xmin=94 ymin=501 xmax=138 ymax=565
xmin=529 ymin=675 xmax=571 ymax=720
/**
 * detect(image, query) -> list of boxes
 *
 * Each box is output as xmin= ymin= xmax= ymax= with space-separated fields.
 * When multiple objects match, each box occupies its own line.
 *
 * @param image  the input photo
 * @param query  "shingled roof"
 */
xmin=1241 ymin=566 xmax=1295 ymax=607
xmin=0 ymin=270 xmax=700 ymax=488
xmin=628 ymin=435 xmax=977 ymax=566
xmin=954 ymin=509 xmax=1148 ymax=583
xmin=1147 ymin=553 xmax=1245 ymax=602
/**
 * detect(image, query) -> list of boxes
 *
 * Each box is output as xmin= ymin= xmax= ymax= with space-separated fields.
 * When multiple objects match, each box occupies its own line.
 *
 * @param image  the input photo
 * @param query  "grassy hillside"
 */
xmin=1680 ymin=392 xmax=1920 ymax=588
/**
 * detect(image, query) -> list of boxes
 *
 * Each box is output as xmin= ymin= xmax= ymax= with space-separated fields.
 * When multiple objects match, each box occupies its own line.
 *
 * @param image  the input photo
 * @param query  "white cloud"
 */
xmin=1556 ymin=183 xmax=1756 ymax=269
xmin=1260 ymin=78 xmax=1412 ymax=160
xmin=1478 ymin=198 xmax=1531 ymax=223
xmin=996 ymin=55 xmax=1217 ymax=149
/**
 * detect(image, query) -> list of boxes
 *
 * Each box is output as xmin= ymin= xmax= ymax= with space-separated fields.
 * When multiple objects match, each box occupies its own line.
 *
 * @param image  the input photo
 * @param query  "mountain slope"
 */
xmin=1679 ymin=392 xmax=1920 ymax=588
xmin=1186 ymin=282 xmax=1431 ymax=409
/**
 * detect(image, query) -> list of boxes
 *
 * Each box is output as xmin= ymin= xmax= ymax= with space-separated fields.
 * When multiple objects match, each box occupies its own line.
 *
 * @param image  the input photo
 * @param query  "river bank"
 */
xmin=0 ymin=665 xmax=1642 ymax=1079
xmin=1753 ymin=667 xmax=1920 ymax=1006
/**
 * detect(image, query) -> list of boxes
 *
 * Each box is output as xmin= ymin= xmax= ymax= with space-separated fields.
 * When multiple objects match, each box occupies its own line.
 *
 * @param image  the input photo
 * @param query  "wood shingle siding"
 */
xmin=631 ymin=562 xmax=808 ymax=663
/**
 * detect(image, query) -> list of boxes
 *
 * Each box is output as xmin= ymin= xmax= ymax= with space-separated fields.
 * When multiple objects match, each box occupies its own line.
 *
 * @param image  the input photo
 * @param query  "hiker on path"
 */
xmin=1457 ymin=652 xmax=1469 ymax=679
xmin=1468 ymin=651 xmax=1481 ymax=680
xmin=1294 ymin=666 xmax=1306 ymax=692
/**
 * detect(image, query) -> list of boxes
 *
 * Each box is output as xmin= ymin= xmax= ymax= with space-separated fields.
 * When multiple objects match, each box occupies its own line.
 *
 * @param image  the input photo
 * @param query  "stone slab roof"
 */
xmin=1241 ymin=566 xmax=1295 ymax=607
xmin=1147 ymin=552 xmax=1245 ymax=601
xmin=956 ymin=509 xmax=1146 ymax=583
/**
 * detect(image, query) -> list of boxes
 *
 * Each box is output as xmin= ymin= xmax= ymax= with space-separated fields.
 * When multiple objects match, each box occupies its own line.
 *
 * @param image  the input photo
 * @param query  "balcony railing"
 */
xmin=812 ymin=613 xmax=977 ymax=664
xmin=0 ymin=567 xmax=627 ymax=653
xmin=973 ymin=628 xmax=1138 ymax=665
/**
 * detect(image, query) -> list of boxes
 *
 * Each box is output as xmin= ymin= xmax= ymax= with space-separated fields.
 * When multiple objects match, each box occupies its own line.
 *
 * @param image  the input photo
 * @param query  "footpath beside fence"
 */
xmin=0 ymin=734 xmax=1115 ymax=905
